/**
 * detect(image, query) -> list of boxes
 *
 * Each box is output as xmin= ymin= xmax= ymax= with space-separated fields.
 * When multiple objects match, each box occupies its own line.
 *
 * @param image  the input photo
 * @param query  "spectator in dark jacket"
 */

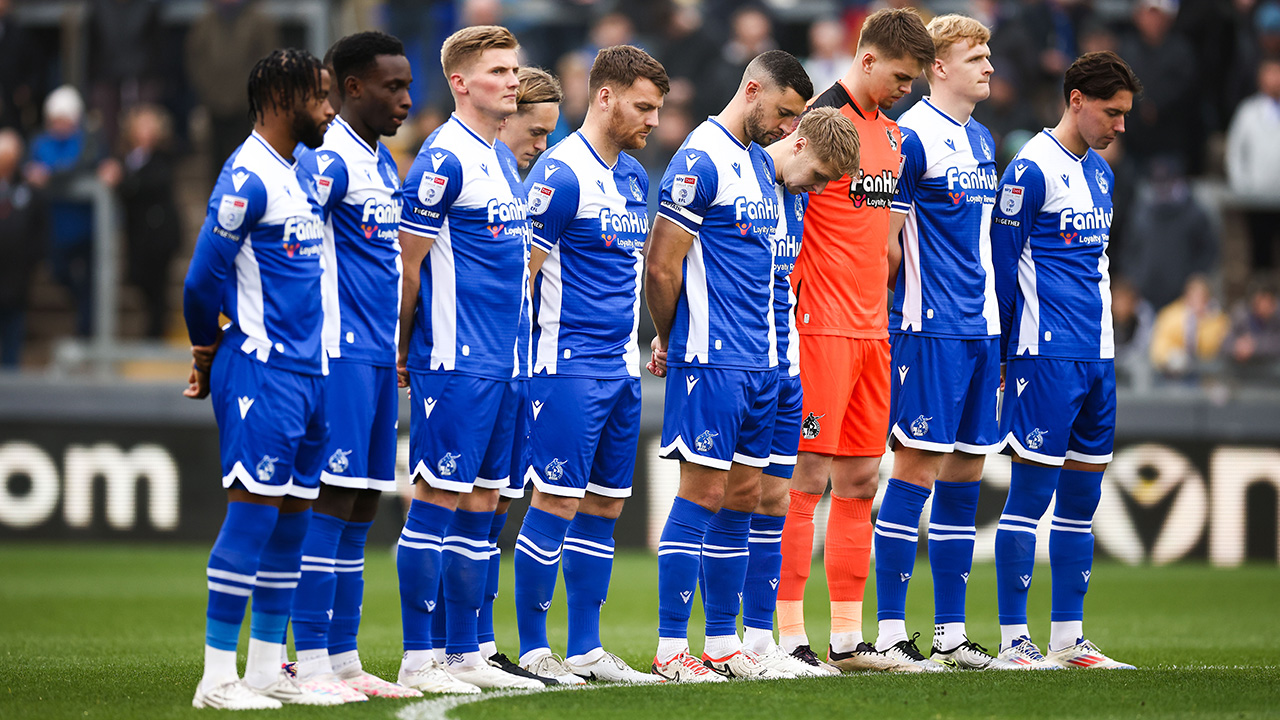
xmin=1225 ymin=278 xmax=1280 ymax=366
xmin=0 ymin=128 xmax=45 ymax=367
xmin=99 ymin=104 xmax=180 ymax=339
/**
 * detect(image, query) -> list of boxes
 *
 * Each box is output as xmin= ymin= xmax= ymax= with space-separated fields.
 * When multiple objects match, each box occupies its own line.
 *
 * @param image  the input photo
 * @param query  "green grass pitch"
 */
xmin=1 ymin=545 xmax=1278 ymax=719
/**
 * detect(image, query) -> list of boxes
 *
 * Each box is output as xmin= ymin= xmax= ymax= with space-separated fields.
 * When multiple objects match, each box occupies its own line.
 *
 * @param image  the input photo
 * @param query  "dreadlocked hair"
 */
xmin=247 ymin=48 xmax=325 ymax=123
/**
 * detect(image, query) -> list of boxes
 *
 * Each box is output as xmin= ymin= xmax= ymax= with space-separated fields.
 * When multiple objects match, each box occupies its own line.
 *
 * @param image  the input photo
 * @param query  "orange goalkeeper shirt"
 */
xmin=792 ymin=81 xmax=902 ymax=339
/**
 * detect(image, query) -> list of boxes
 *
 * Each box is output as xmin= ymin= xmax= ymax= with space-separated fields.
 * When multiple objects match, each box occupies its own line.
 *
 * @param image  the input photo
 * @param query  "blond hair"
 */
xmin=926 ymin=14 xmax=991 ymax=60
xmin=797 ymin=107 xmax=860 ymax=177
xmin=516 ymin=66 xmax=563 ymax=109
xmin=440 ymin=25 xmax=518 ymax=77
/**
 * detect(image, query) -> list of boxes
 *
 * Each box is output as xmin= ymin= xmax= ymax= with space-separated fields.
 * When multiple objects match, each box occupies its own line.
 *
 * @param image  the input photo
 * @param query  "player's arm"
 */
xmin=524 ymin=159 xmax=580 ymax=300
xmin=181 ymin=170 xmax=267 ymax=398
xmin=646 ymin=149 xmax=717 ymax=375
xmin=990 ymin=159 xmax=1045 ymax=363
xmin=887 ymin=128 xmax=922 ymax=290
xmin=396 ymin=147 xmax=462 ymax=386
xmin=887 ymin=211 xmax=907 ymax=290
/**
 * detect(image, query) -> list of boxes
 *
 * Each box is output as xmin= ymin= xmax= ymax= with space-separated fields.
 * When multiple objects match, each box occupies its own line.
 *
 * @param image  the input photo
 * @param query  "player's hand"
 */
xmin=397 ymin=358 xmax=410 ymax=388
xmin=184 ymin=336 xmax=221 ymax=400
xmin=647 ymin=336 xmax=668 ymax=377
xmin=999 ymin=363 xmax=1006 ymax=391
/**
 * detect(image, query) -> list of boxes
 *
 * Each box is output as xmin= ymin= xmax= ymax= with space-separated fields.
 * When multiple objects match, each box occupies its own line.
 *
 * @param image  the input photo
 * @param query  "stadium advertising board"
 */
xmin=0 ymin=420 xmax=1277 ymax=566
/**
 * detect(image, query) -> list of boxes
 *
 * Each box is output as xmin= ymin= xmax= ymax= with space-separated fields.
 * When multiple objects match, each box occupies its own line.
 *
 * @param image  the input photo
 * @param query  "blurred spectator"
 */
xmin=973 ymin=72 xmax=1039 ymax=169
xmin=1112 ymin=275 xmax=1155 ymax=379
xmin=89 ymin=0 xmax=164 ymax=145
xmin=1150 ymin=274 xmax=1230 ymax=377
xmin=1096 ymin=137 xmax=1139 ymax=277
xmin=803 ymin=18 xmax=853 ymax=96
xmin=186 ymin=0 xmax=279 ymax=180
xmin=99 ymin=105 xmax=180 ymax=339
xmin=581 ymin=12 xmax=638 ymax=62
xmin=0 ymin=0 xmax=44 ymax=135
xmin=1119 ymin=0 xmax=1202 ymax=174
xmin=0 ymin=128 xmax=45 ymax=368
xmin=656 ymin=5 xmax=718 ymax=111
xmin=990 ymin=0 xmax=1091 ymax=125
xmin=547 ymin=52 xmax=590 ymax=146
xmin=1225 ymin=56 xmax=1280 ymax=270
xmin=699 ymin=6 xmax=776 ymax=119
xmin=1224 ymin=278 xmax=1280 ymax=365
xmin=1123 ymin=158 xmax=1218 ymax=311
xmin=25 ymin=86 xmax=102 ymax=338
xmin=1226 ymin=0 xmax=1280 ymax=117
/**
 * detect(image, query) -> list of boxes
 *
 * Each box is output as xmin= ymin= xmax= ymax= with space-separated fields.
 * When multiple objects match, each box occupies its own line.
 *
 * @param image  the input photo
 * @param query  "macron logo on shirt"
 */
xmin=431 ymin=152 xmax=447 ymax=172
xmin=316 ymin=154 xmax=335 ymax=174
xmin=232 ymin=171 xmax=249 ymax=192
xmin=1014 ymin=163 xmax=1028 ymax=182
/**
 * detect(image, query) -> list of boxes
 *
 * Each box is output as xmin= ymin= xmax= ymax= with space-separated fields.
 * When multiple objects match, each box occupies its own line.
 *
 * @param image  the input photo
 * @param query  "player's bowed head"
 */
xmin=772 ymin=106 xmax=861 ymax=196
xmin=727 ymin=50 xmax=814 ymax=147
xmin=585 ymin=45 xmax=670 ymax=161
xmin=844 ymin=7 xmax=936 ymax=112
xmin=1055 ymin=51 xmax=1143 ymax=155
xmin=500 ymin=67 xmax=564 ymax=170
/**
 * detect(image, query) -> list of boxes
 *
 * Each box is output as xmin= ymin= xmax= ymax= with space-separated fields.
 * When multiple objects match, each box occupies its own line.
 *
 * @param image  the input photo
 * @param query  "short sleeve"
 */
xmin=399 ymin=145 xmax=463 ymax=239
xmin=200 ymin=166 xmax=268 ymax=245
xmin=657 ymin=147 xmax=719 ymax=234
xmin=524 ymin=155 xmax=581 ymax=253
xmin=891 ymin=128 xmax=925 ymax=214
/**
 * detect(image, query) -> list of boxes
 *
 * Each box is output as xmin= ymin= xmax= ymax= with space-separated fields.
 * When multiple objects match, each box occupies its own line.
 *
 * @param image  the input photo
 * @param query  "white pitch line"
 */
xmin=396 ymin=683 xmax=609 ymax=720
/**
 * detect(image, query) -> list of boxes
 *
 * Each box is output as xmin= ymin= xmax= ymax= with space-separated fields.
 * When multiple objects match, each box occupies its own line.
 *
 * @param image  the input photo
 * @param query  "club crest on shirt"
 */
xmin=673 ymin=174 xmax=698 ymax=206
xmin=1000 ymin=185 xmax=1024 ymax=215
xmin=629 ymin=175 xmax=644 ymax=202
xmin=418 ymin=172 xmax=448 ymax=205
xmin=695 ymin=430 xmax=718 ymax=452
xmin=528 ymin=183 xmax=555 ymax=215
xmin=910 ymin=415 xmax=932 ymax=437
xmin=794 ymin=195 xmax=804 ymax=222
xmin=801 ymin=412 xmax=823 ymax=440
xmin=544 ymin=458 xmax=567 ymax=482
xmin=218 ymin=194 xmax=248 ymax=232
xmin=327 ymin=448 xmax=351 ymax=474
xmin=980 ymin=136 xmax=991 ymax=159
xmin=1095 ymin=169 xmax=1109 ymax=195
xmin=885 ymin=126 xmax=898 ymax=151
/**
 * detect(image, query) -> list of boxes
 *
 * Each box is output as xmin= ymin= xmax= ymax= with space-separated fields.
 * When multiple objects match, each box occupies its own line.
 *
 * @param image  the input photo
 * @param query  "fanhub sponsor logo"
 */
xmin=1058 ymin=207 xmax=1112 ymax=232
xmin=945 ymin=167 xmax=999 ymax=192
xmin=849 ymin=169 xmax=898 ymax=208
xmin=282 ymin=216 xmax=324 ymax=257
xmin=486 ymin=198 xmax=527 ymax=224
xmin=734 ymin=197 xmax=778 ymax=222
xmin=360 ymin=199 xmax=401 ymax=225
xmin=772 ymin=234 xmax=801 ymax=261
xmin=598 ymin=208 xmax=649 ymax=236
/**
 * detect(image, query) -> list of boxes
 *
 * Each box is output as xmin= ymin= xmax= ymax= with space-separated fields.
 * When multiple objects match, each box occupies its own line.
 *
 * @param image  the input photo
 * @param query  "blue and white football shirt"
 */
xmin=991 ymin=130 xmax=1116 ymax=361
xmin=524 ymin=132 xmax=649 ymax=378
xmin=770 ymin=182 xmax=807 ymax=376
xmin=891 ymin=98 xmax=1000 ymax=338
xmin=299 ymin=116 xmax=403 ymax=367
xmin=400 ymin=114 xmax=529 ymax=379
xmin=657 ymin=118 xmax=779 ymax=370
xmin=184 ymin=131 xmax=326 ymax=375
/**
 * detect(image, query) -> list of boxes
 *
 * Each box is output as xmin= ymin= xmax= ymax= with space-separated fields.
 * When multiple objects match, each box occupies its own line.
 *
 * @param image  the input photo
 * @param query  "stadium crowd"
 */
xmin=0 ymin=0 xmax=1278 ymax=386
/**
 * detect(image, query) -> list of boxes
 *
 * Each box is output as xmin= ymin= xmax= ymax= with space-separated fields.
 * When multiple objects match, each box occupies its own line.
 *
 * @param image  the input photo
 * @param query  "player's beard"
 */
xmin=607 ymin=107 xmax=647 ymax=151
xmin=745 ymin=102 xmax=775 ymax=146
xmin=293 ymin=105 xmax=327 ymax=149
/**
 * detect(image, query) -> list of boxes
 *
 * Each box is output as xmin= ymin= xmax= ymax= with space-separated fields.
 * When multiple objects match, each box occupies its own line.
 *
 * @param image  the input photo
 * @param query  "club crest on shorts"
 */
xmin=910 ymin=415 xmax=932 ymax=437
xmin=327 ymin=448 xmax=351 ymax=474
xmin=801 ymin=412 xmax=824 ymax=440
xmin=695 ymin=430 xmax=718 ymax=452
xmin=437 ymin=452 xmax=462 ymax=477
xmin=255 ymin=455 xmax=278 ymax=482
xmin=1025 ymin=428 xmax=1048 ymax=451
xmin=544 ymin=458 xmax=567 ymax=482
